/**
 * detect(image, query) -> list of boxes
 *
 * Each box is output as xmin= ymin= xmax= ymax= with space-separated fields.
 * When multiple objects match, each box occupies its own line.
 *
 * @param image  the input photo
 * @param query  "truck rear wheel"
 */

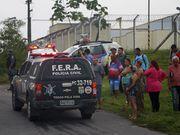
xmin=12 ymin=88 xmax=23 ymax=111
xmin=27 ymin=98 xmax=38 ymax=121
xmin=80 ymin=111 xmax=93 ymax=119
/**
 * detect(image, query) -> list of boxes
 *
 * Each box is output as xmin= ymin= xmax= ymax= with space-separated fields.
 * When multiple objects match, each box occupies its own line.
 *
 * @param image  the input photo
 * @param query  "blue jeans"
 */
xmin=109 ymin=79 xmax=120 ymax=95
xmin=171 ymin=86 xmax=180 ymax=111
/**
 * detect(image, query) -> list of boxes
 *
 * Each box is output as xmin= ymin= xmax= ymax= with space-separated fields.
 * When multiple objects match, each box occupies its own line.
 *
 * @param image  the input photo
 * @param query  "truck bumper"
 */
xmin=32 ymin=99 xmax=97 ymax=111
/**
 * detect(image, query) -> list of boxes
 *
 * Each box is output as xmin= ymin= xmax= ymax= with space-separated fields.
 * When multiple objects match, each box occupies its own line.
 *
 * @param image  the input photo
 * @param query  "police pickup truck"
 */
xmin=11 ymin=45 xmax=97 ymax=121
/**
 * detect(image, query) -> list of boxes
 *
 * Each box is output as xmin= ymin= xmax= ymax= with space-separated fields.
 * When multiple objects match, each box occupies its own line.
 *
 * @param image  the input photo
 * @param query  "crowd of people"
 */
xmin=85 ymin=44 xmax=180 ymax=120
xmin=6 ymin=43 xmax=180 ymax=120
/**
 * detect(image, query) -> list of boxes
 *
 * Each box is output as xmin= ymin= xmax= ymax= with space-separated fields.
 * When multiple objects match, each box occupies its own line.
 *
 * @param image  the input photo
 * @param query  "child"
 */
xmin=92 ymin=58 xmax=105 ymax=109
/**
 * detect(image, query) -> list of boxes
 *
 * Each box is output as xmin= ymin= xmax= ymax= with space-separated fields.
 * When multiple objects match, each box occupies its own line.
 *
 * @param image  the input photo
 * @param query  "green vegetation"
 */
xmin=102 ymin=50 xmax=180 ymax=135
xmin=52 ymin=0 xmax=108 ymax=22
xmin=0 ymin=18 xmax=26 ymax=84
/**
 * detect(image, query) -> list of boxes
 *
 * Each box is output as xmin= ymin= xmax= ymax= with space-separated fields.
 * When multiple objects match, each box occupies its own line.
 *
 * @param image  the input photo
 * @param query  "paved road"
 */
xmin=0 ymin=85 xmax=165 ymax=135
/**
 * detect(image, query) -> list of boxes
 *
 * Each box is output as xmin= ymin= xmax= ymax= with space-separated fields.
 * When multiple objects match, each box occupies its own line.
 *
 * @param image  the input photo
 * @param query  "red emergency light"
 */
xmin=27 ymin=44 xmax=39 ymax=51
xmin=45 ymin=43 xmax=56 ymax=49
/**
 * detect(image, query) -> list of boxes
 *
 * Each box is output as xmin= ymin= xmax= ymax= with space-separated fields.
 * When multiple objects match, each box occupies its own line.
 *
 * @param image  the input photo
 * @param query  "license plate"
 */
xmin=60 ymin=100 xmax=75 ymax=106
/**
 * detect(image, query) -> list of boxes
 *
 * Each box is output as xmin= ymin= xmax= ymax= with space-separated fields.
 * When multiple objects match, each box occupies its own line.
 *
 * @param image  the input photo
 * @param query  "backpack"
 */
xmin=142 ymin=54 xmax=146 ymax=67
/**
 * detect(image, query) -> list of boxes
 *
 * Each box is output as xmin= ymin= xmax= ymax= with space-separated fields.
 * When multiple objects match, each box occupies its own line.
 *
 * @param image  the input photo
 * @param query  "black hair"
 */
xmin=125 ymin=58 xmax=131 ymax=63
xmin=171 ymin=44 xmax=177 ymax=49
xmin=135 ymin=48 xmax=141 ymax=52
xmin=110 ymin=48 xmax=117 ymax=51
xmin=151 ymin=60 xmax=159 ymax=70
xmin=84 ymin=49 xmax=90 ymax=54
xmin=118 ymin=47 xmax=124 ymax=51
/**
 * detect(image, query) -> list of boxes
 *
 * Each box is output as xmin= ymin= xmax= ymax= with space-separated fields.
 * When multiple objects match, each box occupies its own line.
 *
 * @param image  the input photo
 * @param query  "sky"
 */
xmin=0 ymin=0 xmax=179 ymax=40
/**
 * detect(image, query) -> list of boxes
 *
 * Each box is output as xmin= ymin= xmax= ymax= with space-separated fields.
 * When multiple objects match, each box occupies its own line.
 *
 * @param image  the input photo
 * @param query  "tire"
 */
xmin=81 ymin=111 xmax=93 ymax=119
xmin=12 ymin=87 xmax=23 ymax=111
xmin=27 ymin=98 xmax=38 ymax=121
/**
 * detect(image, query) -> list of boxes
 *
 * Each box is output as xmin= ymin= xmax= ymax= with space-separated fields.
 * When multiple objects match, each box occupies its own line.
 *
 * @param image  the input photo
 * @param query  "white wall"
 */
xmin=113 ymin=30 xmax=180 ymax=50
xmin=50 ymin=23 xmax=111 ymax=51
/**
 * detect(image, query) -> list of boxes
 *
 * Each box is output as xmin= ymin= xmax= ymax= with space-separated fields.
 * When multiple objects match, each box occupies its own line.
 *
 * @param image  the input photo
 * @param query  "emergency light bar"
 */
xmin=30 ymin=52 xmax=69 ymax=58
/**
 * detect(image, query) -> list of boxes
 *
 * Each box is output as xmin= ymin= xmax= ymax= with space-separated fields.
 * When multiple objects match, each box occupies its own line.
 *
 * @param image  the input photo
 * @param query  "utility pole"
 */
xmin=148 ymin=0 xmax=150 ymax=50
xmin=26 ymin=0 xmax=32 ymax=44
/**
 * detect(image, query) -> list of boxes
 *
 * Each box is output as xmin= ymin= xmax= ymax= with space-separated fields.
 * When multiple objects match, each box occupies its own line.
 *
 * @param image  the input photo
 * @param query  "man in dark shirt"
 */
xmin=7 ymin=50 xmax=16 ymax=90
xmin=117 ymin=47 xmax=127 ymax=68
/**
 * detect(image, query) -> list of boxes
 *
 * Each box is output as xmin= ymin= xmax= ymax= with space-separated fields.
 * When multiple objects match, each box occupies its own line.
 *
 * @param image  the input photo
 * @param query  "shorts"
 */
xmin=123 ymin=84 xmax=137 ymax=99
xmin=129 ymin=87 xmax=138 ymax=97
xmin=110 ymin=79 xmax=120 ymax=93
xmin=97 ymin=85 xmax=102 ymax=100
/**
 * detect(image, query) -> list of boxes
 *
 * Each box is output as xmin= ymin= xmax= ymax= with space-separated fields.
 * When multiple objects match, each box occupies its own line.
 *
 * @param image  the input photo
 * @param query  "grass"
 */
xmin=101 ymin=50 xmax=180 ymax=135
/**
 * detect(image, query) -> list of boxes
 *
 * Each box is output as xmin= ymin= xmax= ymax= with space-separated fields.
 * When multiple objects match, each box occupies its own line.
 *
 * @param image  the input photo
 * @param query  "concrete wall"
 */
xmin=49 ymin=23 xmax=111 ymax=51
xmin=113 ymin=30 xmax=180 ymax=50
xmin=49 ymin=23 xmax=77 ymax=33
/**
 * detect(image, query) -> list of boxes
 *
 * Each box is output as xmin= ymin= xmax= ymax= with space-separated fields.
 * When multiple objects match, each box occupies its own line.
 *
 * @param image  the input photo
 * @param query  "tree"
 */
xmin=51 ymin=0 xmax=108 ymax=24
xmin=0 ymin=18 xmax=26 ymax=50
xmin=0 ymin=18 xmax=26 ymax=75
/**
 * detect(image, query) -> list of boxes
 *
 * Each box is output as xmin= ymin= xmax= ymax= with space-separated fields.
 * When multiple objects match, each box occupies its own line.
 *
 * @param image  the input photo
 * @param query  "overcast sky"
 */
xmin=0 ymin=0 xmax=179 ymax=40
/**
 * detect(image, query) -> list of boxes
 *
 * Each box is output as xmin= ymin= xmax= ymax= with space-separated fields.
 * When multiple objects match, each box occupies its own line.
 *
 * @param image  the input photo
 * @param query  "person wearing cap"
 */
xmin=6 ymin=50 xmax=16 ymax=90
xmin=168 ymin=56 xmax=180 ymax=111
xmin=144 ymin=60 xmax=166 ymax=112
xmin=92 ymin=57 xmax=105 ymax=109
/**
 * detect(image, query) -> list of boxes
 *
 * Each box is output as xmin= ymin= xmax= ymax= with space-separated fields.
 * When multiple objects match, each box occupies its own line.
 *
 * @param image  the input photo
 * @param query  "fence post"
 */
xmin=67 ymin=30 xmax=70 ymax=48
xmin=61 ymin=32 xmax=64 ymax=51
xmin=133 ymin=15 xmax=139 ymax=50
xmin=74 ymin=27 xmax=77 ymax=42
xmin=116 ymin=17 xmax=122 ymax=45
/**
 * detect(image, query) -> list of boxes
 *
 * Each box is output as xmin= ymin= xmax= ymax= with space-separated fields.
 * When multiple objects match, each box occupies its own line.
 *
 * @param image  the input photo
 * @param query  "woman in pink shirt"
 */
xmin=144 ymin=60 xmax=166 ymax=112
xmin=168 ymin=56 xmax=180 ymax=111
